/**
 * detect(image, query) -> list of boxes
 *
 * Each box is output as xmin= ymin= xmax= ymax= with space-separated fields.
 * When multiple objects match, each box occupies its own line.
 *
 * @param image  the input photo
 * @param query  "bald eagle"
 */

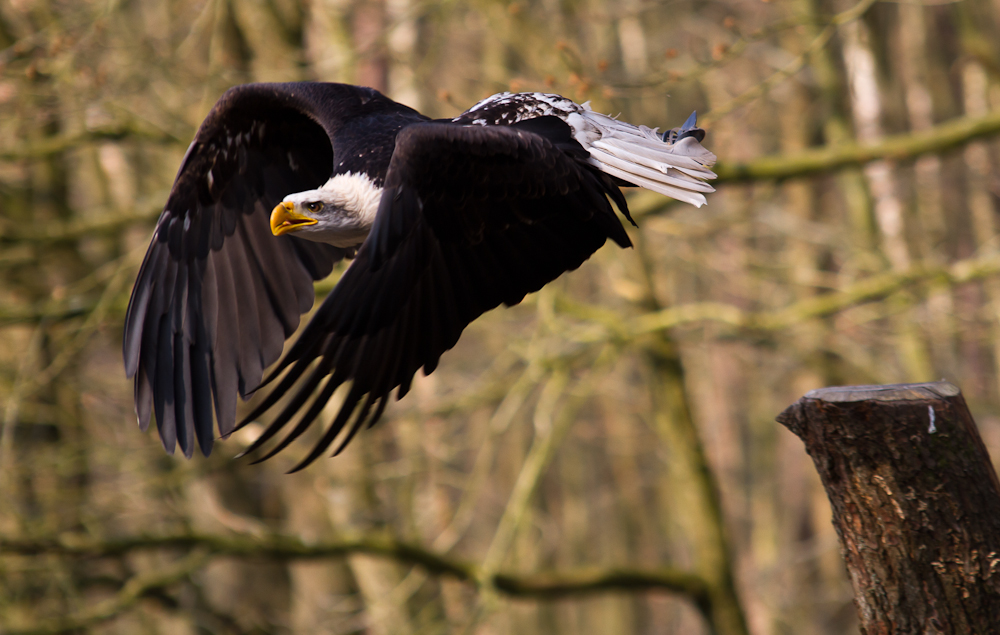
xmin=124 ymin=82 xmax=716 ymax=471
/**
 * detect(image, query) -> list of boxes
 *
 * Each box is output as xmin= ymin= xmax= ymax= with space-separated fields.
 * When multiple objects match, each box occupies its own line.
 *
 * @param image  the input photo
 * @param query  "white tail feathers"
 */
xmin=571 ymin=108 xmax=718 ymax=208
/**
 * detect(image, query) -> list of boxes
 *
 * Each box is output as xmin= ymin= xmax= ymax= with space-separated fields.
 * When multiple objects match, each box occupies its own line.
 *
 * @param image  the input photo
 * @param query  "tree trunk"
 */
xmin=777 ymin=382 xmax=1000 ymax=634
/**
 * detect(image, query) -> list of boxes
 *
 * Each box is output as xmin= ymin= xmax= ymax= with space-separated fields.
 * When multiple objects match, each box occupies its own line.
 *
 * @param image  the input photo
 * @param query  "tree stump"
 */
xmin=777 ymin=382 xmax=1000 ymax=634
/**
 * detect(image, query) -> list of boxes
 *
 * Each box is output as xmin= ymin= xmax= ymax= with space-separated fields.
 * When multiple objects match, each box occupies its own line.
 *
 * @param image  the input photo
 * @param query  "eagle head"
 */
xmin=270 ymin=173 xmax=382 ymax=248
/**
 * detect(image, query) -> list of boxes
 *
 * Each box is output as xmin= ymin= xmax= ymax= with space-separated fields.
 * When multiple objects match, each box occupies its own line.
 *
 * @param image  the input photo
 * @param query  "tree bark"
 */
xmin=777 ymin=382 xmax=1000 ymax=634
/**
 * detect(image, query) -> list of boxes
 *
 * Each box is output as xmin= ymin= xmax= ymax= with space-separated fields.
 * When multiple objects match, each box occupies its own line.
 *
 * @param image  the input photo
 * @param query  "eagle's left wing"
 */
xmin=239 ymin=117 xmax=632 ymax=470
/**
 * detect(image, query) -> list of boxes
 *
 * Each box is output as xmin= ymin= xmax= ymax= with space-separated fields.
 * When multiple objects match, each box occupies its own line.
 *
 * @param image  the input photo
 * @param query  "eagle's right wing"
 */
xmin=239 ymin=116 xmax=633 ymax=470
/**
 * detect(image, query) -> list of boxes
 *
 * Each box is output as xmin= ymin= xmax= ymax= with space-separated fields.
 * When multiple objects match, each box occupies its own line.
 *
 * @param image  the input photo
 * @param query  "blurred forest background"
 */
xmin=3 ymin=0 xmax=1000 ymax=633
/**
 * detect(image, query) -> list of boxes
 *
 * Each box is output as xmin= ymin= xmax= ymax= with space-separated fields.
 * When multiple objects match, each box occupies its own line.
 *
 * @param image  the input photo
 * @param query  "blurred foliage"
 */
xmin=2 ymin=0 xmax=1000 ymax=633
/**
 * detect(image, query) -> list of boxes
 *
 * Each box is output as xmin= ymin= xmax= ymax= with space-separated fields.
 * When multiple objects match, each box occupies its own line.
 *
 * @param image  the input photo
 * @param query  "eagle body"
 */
xmin=124 ymin=82 xmax=716 ymax=470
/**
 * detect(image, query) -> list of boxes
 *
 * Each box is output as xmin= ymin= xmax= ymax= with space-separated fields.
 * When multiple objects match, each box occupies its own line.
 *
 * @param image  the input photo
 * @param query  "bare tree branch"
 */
xmin=549 ymin=252 xmax=1000 ymax=339
xmin=0 ymin=126 xmax=183 ymax=161
xmin=0 ymin=549 xmax=210 ymax=635
xmin=0 ymin=305 xmax=90 ymax=326
xmin=491 ymin=567 xmax=708 ymax=599
xmin=635 ymin=252 xmax=1000 ymax=333
xmin=0 ymin=532 xmax=708 ymax=603
xmin=0 ymin=201 xmax=164 ymax=245
xmin=715 ymin=108 xmax=1000 ymax=183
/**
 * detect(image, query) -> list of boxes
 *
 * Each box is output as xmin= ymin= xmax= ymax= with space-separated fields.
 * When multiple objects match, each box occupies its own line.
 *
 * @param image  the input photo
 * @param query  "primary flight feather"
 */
xmin=123 ymin=82 xmax=716 ymax=471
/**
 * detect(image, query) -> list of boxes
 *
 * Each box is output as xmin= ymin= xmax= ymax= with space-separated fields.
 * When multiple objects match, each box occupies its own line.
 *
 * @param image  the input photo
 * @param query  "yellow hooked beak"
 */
xmin=270 ymin=201 xmax=318 ymax=236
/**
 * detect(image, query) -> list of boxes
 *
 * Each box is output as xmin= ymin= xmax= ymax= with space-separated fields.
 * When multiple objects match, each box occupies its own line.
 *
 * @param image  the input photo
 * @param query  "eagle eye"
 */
xmin=306 ymin=201 xmax=322 ymax=212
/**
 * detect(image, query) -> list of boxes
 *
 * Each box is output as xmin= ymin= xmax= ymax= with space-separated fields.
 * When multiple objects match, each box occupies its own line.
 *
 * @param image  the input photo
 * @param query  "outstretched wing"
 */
xmin=239 ymin=116 xmax=633 ymax=471
xmin=123 ymin=83 xmax=378 ymax=458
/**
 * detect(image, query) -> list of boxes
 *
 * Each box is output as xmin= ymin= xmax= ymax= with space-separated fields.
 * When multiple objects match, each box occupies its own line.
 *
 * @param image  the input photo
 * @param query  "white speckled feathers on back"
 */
xmin=454 ymin=92 xmax=717 ymax=207
xmin=453 ymin=92 xmax=582 ymax=126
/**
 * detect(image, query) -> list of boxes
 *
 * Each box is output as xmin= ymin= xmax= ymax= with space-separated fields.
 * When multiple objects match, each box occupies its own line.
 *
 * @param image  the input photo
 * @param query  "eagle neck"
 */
xmin=320 ymin=172 xmax=383 ymax=230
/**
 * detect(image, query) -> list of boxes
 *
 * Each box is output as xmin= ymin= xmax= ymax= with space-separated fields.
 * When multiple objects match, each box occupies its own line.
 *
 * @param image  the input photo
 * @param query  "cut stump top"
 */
xmin=802 ymin=381 xmax=960 ymax=403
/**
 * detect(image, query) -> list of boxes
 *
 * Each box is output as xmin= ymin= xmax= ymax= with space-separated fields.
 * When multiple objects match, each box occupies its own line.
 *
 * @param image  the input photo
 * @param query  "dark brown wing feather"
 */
xmin=240 ymin=117 xmax=632 ymax=471
xmin=123 ymin=83 xmax=379 ymax=458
